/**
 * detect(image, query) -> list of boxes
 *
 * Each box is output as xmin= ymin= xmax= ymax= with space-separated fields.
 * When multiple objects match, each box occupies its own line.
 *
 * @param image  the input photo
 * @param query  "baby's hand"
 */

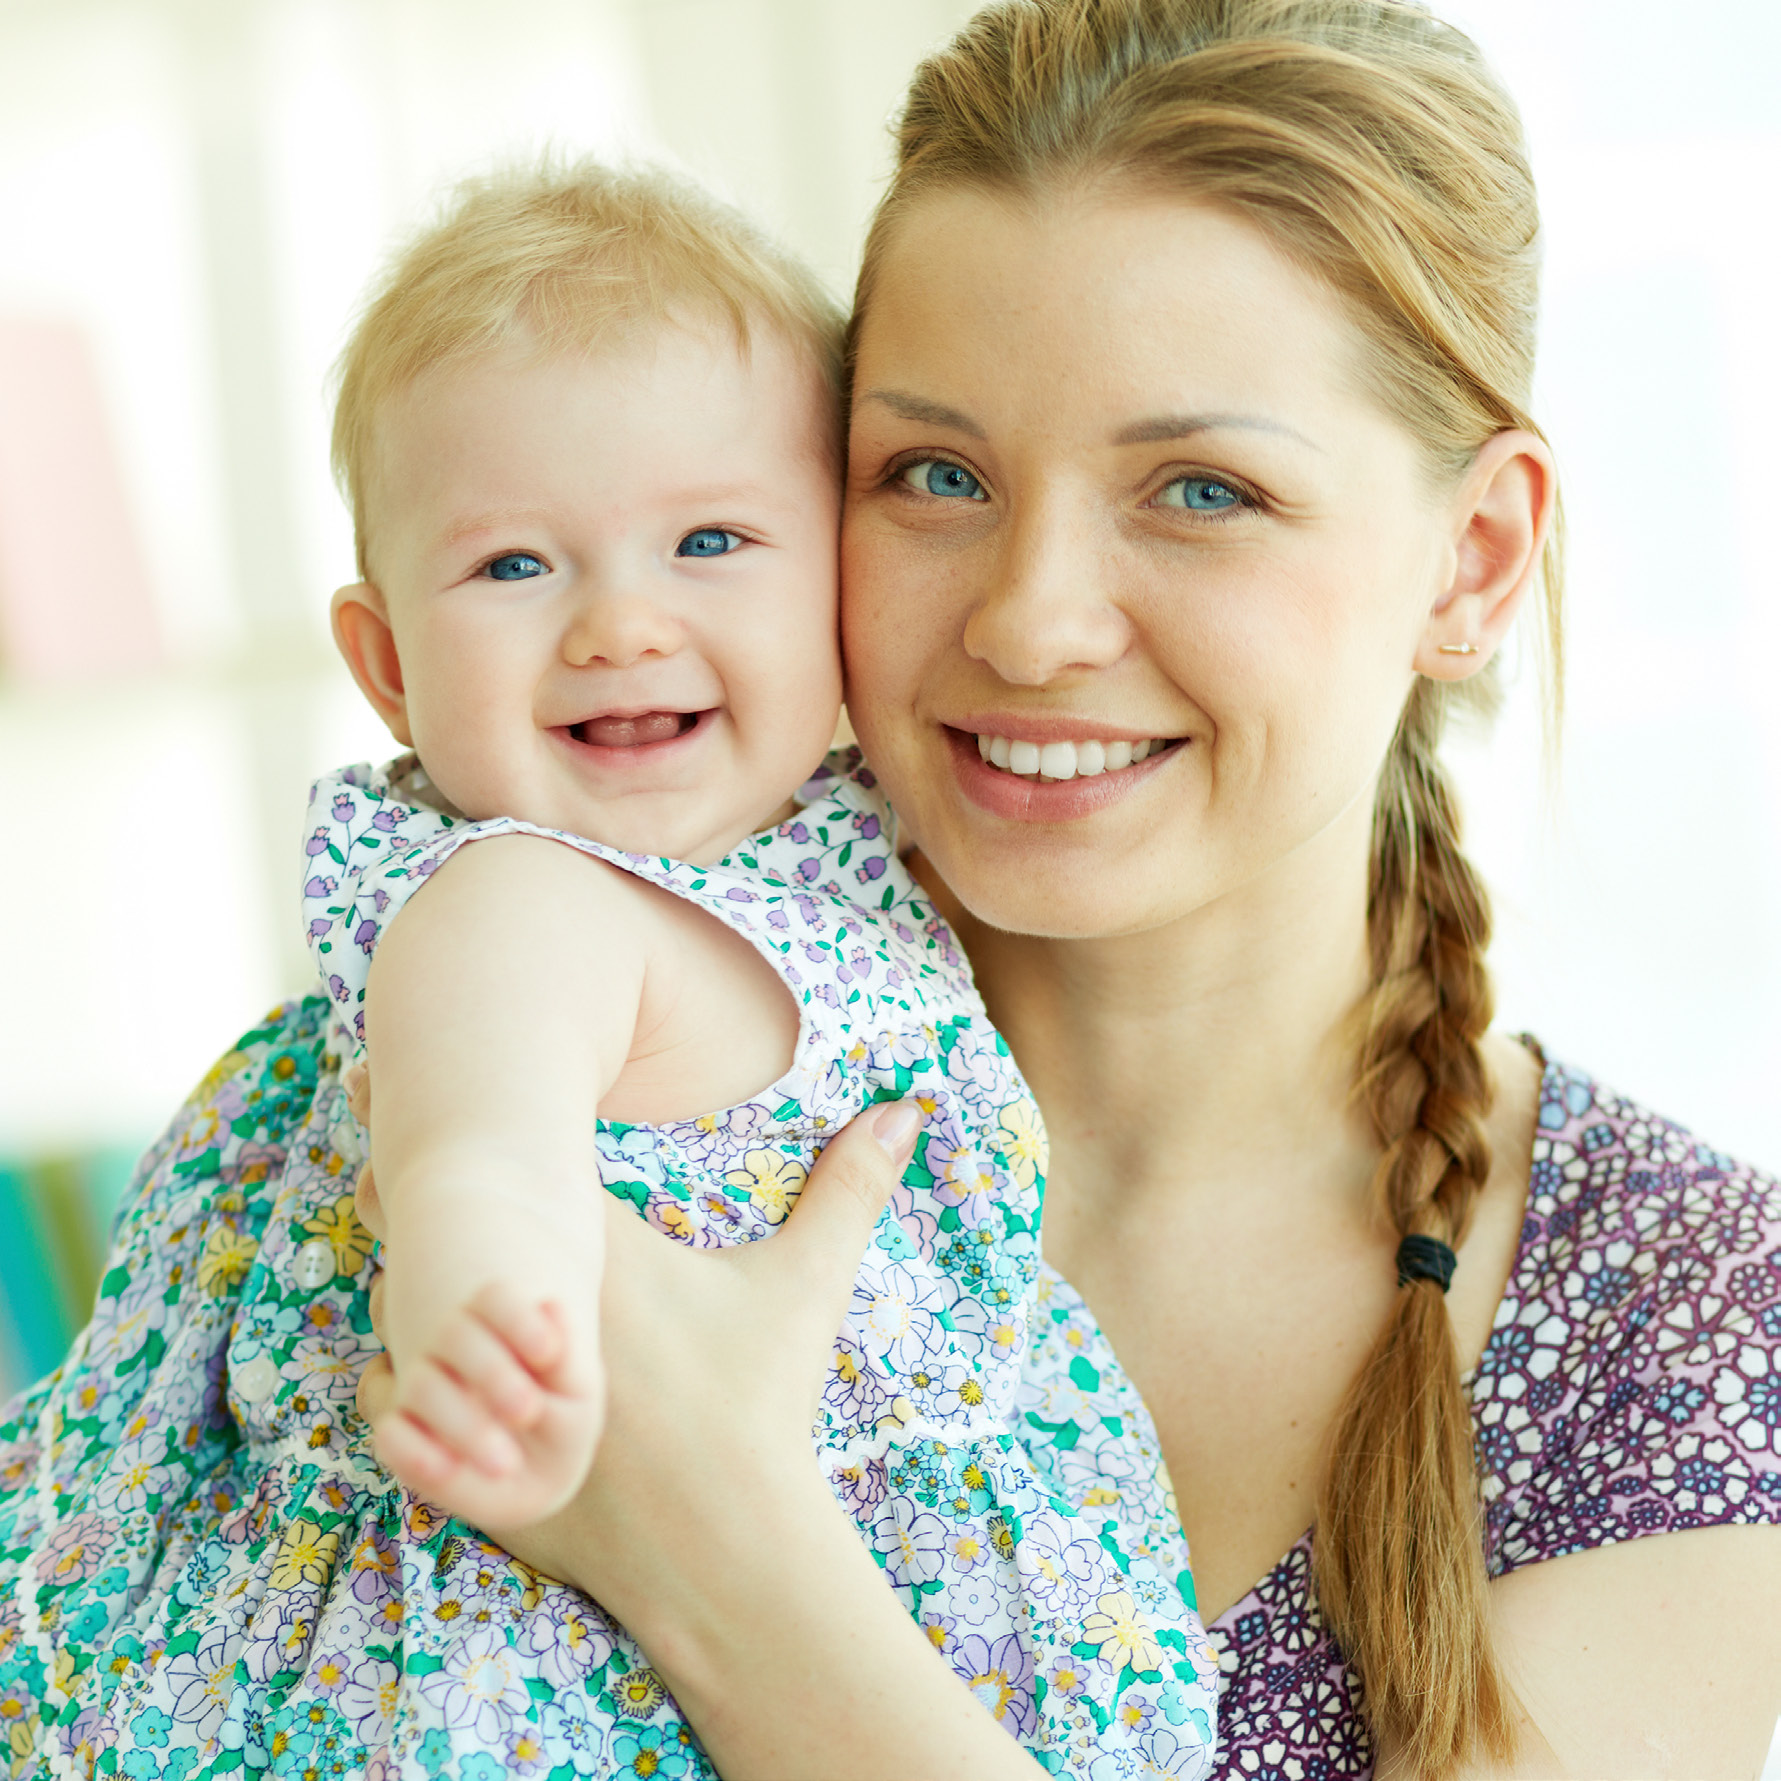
xmin=355 ymin=1168 xmax=605 ymax=1528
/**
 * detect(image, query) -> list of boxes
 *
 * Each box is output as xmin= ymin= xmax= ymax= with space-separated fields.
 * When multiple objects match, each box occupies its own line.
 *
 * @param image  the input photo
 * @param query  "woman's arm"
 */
xmin=1416 ymin=1528 xmax=1781 ymax=1780
xmin=360 ymin=1103 xmax=1049 ymax=1781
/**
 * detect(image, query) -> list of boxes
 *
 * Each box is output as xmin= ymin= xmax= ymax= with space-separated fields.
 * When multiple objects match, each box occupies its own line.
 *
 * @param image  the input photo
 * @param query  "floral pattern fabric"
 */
xmin=0 ymin=751 xmax=1218 ymax=1780
xmin=1033 ymin=1054 xmax=1781 ymax=1777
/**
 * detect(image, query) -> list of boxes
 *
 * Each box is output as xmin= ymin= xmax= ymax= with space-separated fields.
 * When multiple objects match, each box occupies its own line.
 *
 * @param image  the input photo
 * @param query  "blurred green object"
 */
xmin=0 ymin=1146 xmax=140 ymax=1401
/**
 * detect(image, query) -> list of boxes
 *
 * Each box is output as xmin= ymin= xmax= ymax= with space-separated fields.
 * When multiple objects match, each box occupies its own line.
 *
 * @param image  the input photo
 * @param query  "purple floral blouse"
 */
xmin=1109 ymin=1056 xmax=1781 ymax=1776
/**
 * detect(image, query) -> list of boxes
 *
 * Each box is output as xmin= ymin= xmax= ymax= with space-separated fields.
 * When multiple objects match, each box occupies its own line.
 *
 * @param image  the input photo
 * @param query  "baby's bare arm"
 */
xmin=360 ymin=834 xmax=651 ymax=1521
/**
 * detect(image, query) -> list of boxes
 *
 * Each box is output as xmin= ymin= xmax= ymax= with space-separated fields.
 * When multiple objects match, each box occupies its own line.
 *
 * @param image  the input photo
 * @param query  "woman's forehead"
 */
xmin=853 ymin=185 xmax=1371 ymax=432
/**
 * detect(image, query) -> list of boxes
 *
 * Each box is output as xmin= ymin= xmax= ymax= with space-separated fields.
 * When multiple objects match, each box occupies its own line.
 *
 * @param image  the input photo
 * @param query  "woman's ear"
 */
xmin=1416 ymin=429 xmax=1556 ymax=680
xmin=332 ymin=582 xmax=414 ymax=746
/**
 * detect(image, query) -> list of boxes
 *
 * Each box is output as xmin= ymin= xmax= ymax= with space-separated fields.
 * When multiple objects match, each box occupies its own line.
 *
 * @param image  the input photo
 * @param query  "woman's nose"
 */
xmin=560 ymin=585 xmax=683 ymax=670
xmin=961 ymin=500 xmax=1130 ymax=686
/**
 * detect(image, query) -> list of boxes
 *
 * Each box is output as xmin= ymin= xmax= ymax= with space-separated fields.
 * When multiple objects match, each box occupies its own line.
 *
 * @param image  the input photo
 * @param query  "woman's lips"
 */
xmin=944 ymin=724 xmax=1185 ymax=820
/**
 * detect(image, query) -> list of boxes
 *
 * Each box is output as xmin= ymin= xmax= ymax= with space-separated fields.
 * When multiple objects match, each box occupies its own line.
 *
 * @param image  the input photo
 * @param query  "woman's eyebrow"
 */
xmin=859 ymin=388 xmax=986 ymax=439
xmin=1114 ymin=413 xmax=1324 ymax=453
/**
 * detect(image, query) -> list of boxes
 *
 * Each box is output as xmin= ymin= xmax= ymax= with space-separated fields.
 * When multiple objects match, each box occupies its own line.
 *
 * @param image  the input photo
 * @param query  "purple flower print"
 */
xmin=767 ymin=908 xmax=789 ymax=930
xmin=793 ymin=894 xmax=822 ymax=926
xmin=336 ymin=1651 xmax=400 ymax=1744
xmin=725 ymin=886 xmax=758 ymax=903
xmin=327 ymin=974 xmax=349 ymax=1004
xmin=872 ymin=1505 xmax=954 ymax=1589
xmin=305 ymin=829 xmax=331 ymax=857
xmin=39 ymin=1513 xmax=114 ymax=1585
xmin=797 ymin=858 xmax=822 ymax=883
xmin=307 ymin=918 xmax=332 ymax=939
xmin=833 ymin=1456 xmax=890 ymax=1518
xmin=786 ymin=821 xmax=809 ymax=844
xmin=307 ymin=1649 xmax=352 ymax=1696
xmin=856 ymin=855 xmax=888 ymax=884
xmin=372 ymin=886 xmax=390 ymax=911
xmin=353 ymin=919 xmax=378 ymax=955
xmin=370 ymin=808 xmax=400 ymax=831
xmin=304 ymin=876 xmax=338 ymax=899
xmin=950 ymin=1632 xmax=1037 ymax=1738
xmin=332 ymin=794 xmax=356 ymax=824
xmin=521 ymin=1600 xmax=616 ymax=1687
xmin=349 ymin=1525 xmax=399 ymax=1607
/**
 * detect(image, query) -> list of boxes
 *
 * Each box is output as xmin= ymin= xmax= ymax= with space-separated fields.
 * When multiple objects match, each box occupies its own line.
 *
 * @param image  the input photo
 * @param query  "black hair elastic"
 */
xmin=1396 ymin=1234 xmax=1457 ymax=1293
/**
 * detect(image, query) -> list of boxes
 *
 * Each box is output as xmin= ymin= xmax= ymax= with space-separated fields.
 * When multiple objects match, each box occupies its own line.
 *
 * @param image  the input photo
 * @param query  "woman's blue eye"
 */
xmin=1159 ymin=476 xmax=1243 ymax=512
xmin=901 ymin=460 xmax=987 ymax=501
xmin=485 ymin=552 xmax=546 ymax=580
xmin=677 ymin=528 xmax=743 ymax=558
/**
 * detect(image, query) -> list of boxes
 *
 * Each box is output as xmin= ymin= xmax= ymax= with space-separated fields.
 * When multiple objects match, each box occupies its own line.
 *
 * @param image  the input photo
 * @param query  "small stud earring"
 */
xmin=1437 ymin=642 xmax=1480 ymax=656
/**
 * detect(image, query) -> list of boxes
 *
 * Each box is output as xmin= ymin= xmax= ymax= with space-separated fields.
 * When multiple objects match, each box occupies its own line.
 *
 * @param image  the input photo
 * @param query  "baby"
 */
xmin=302 ymin=161 xmax=1218 ymax=1776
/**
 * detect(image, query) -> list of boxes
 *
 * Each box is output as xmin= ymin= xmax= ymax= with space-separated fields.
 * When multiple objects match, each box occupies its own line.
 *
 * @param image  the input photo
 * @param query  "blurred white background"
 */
xmin=0 ymin=0 xmax=1775 ymax=1200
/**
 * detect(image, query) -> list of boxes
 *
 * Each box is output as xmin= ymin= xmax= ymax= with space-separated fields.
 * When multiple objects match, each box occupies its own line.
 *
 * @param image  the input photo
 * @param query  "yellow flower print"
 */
xmin=997 ymin=1098 xmax=1047 ymax=1192
xmin=1081 ymin=1590 xmax=1165 ymax=1673
xmin=268 ymin=1519 xmax=340 ymax=1591
xmin=1081 ymin=1487 xmax=1121 ymax=1508
xmin=658 ymin=1203 xmax=695 ymax=1242
xmin=302 ymin=1194 xmax=373 ymax=1278
xmin=194 ymin=1049 xmax=248 ymax=1103
xmin=723 ymin=1148 xmax=807 ymax=1225
xmin=612 ymin=1666 xmax=667 ymax=1718
xmin=197 ymin=1226 xmax=259 ymax=1295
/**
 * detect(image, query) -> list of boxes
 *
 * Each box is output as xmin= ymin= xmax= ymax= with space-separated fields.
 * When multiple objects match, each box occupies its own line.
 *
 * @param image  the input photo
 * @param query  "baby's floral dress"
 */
xmin=0 ymin=750 xmax=1218 ymax=1781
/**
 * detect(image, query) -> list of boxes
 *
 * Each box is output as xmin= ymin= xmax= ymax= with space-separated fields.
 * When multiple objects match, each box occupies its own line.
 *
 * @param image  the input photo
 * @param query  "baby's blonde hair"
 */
xmin=333 ymin=157 xmax=845 ymax=578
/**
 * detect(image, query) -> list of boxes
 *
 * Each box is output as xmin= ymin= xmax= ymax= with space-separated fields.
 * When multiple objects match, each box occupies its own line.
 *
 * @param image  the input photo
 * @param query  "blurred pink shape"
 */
xmin=0 ymin=318 xmax=161 ymax=682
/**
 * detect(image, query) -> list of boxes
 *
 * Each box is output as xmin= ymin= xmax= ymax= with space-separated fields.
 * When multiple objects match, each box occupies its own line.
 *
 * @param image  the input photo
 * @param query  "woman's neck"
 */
xmin=925 ymin=801 xmax=1380 ymax=1222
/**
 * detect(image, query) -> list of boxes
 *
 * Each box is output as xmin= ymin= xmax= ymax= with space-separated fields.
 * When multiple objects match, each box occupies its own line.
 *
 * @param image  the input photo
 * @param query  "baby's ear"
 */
xmin=332 ymin=582 xmax=413 ymax=746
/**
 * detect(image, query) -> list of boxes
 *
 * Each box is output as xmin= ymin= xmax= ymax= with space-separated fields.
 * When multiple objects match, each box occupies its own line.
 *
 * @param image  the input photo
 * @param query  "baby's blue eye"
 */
xmin=1158 ymin=476 xmax=1243 ymax=512
xmin=900 ymin=460 xmax=987 ymax=501
xmin=677 ymin=528 xmax=742 ymax=558
xmin=485 ymin=552 xmax=546 ymax=580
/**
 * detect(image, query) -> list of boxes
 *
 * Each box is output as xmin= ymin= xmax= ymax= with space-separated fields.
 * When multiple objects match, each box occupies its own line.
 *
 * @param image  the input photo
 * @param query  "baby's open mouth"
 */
xmin=570 ymin=710 xmax=702 ymax=747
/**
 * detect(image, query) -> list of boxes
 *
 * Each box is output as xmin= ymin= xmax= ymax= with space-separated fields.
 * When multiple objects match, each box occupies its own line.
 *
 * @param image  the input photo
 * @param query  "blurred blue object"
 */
xmin=0 ymin=1146 xmax=140 ymax=1402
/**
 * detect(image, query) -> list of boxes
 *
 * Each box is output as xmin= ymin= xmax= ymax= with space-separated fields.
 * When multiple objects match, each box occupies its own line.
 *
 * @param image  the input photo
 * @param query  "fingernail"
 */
xmin=870 ymin=1101 xmax=921 ymax=1157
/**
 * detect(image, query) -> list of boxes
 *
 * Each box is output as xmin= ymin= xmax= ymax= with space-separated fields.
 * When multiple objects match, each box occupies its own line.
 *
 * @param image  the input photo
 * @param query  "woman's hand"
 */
xmin=356 ymin=1103 xmax=1046 ymax=1781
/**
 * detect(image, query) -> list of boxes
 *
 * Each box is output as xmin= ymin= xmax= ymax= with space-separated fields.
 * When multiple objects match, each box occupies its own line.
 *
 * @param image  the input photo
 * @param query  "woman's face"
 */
xmin=843 ymin=189 xmax=1467 ymax=939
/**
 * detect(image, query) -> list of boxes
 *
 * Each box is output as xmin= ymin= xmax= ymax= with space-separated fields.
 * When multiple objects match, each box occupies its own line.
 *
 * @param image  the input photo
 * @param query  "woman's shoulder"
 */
xmin=1472 ymin=1053 xmax=1781 ymax=1570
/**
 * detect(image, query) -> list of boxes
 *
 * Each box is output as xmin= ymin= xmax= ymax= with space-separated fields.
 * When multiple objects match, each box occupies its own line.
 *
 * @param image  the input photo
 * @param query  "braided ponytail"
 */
xmin=858 ymin=2 xmax=1563 ymax=1768
xmin=1315 ymin=675 xmax=1511 ymax=1771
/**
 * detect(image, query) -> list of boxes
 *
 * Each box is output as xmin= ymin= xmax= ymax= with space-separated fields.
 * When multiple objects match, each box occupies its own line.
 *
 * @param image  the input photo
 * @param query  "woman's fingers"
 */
xmin=343 ymin=1060 xmax=371 ymax=1126
xmin=366 ymin=1267 xmax=387 ymax=1346
xmin=763 ymin=1100 xmax=919 ymax=1350
xmin=355 ymin=1162 xmax=387 ymax=1242
xmin=357 ymin=1347 xmax=395 ymax=1426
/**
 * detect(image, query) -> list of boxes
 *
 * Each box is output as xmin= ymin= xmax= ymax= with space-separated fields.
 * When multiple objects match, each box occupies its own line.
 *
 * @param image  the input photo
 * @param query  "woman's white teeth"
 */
xmin=972 ymin=733 xmax=1172 ymax=781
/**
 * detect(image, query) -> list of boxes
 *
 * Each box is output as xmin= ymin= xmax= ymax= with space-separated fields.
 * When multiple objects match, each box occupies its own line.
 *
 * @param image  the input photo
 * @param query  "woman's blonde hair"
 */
xmin=333 ymin=158 xmax=844 ymax=578
xmin=855 ymin=1 xmax=1561 ymax=1770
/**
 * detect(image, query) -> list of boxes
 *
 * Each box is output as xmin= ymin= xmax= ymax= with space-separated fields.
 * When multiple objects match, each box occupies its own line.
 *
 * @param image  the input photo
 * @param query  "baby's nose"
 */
xmin=561 ymin=590 xmax=681 ymax=668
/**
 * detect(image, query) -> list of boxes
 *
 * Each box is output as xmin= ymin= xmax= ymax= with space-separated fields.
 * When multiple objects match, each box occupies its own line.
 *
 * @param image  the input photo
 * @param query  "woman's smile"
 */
xmin=946 ymin=722 xmax=1189 ymax=821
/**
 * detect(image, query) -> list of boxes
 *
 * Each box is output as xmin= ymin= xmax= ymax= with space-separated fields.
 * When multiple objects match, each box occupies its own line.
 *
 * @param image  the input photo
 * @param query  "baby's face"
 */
xmin=339 ymin=318 xmax=843 ymax=864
